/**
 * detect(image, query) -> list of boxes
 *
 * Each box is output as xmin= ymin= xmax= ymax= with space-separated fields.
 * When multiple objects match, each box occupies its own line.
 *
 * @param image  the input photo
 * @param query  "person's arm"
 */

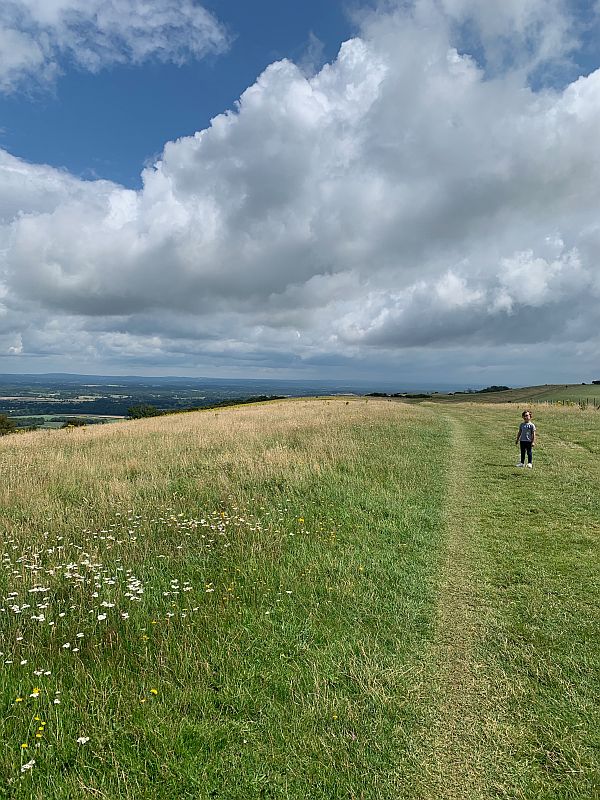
xmin=531 ymin=425 xmax=536 ymax=446
xmin=515 ymin=424 xmax=521 ymax=445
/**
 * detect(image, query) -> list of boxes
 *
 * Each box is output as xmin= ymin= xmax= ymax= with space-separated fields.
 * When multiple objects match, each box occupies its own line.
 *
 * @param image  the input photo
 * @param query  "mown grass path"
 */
xmin=413 ymin=411 xmax=489 ymax=800
xmin=417 ymin=403 xmax=600 ymax=800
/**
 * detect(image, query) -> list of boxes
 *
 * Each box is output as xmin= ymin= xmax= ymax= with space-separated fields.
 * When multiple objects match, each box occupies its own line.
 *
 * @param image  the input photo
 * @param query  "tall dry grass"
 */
xmin=0 ymin=396 xmax=424 ymax=546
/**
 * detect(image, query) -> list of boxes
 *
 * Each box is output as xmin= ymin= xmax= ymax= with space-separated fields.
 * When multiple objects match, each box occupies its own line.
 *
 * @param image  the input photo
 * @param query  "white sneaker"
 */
xmin=526 ymin=463 xmax=533 ymax=469
xmin=516 ymin=463 xmax=524 ymax=467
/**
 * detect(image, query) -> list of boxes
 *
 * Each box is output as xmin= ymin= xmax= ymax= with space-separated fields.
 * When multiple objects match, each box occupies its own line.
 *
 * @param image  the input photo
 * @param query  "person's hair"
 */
xmin=522 ymin=409 xmax=532 ymax=418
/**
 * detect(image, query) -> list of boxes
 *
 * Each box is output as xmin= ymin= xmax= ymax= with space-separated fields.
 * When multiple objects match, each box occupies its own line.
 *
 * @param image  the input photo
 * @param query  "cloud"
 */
xmin=437 ymin=0 xmax=578 ymax=73
xmin=1 ymin=1 xmax=600 ymax=380
xmin=0 ymin=0 xmax=228 ymax=93
xmin=299 ymin=32 xmax=327 ymax=77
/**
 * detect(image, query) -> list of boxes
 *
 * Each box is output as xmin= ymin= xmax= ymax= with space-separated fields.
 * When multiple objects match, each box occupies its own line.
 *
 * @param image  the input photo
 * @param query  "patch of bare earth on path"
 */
xmin=416 ymin=416 xmax=492 ymax=800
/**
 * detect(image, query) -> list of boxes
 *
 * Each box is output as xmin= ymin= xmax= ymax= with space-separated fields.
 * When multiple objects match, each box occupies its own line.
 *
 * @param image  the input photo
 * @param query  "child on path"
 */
xmin=516 ymin=409 xmax=536 ymax=468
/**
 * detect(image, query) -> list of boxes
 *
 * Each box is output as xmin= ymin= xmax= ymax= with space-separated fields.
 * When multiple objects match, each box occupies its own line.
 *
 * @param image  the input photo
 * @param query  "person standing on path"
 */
xmin=516 ymin=409 xmax=536 ymax=468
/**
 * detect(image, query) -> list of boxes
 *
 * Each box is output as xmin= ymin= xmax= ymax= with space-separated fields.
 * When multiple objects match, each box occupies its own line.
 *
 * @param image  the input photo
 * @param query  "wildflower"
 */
xmin=150 ymin=688 xmax=158 ymax=695
xmin=62 ymin=643 xmax=71 ymax=649
xmin=30 ymin=688 xmax=40 ymax=698
xmin=76 ymin=736 xmax=90 ymax=745
xmin=21 ymin=758 xmax=35 ymax=772
xmin=21 ymin=743 xmax=28 ymax=749
xmin=15 ymin=697 xmax=23 ymax=703
xmin=97 ymin=614 xmax=107 ymax=621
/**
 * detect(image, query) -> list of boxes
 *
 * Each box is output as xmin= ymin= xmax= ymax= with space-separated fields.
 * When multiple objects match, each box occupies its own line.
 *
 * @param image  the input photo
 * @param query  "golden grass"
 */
xmin=0 ymin=398 xmax=420 ymax=538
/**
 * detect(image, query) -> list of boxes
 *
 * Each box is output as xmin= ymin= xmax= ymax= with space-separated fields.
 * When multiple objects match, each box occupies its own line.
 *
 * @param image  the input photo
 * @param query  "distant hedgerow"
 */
xmin=127 ymin=404 xmax=163 ymax=419
xmin=0 ymin=413 xmax=17 ymax=436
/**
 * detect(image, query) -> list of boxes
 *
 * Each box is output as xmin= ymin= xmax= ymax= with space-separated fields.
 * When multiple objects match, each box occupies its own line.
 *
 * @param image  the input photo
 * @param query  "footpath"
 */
xmin=414 ymin=413 xmax=494 ymax=800
xmin=413 ymin=403 xmax=600 ymax=800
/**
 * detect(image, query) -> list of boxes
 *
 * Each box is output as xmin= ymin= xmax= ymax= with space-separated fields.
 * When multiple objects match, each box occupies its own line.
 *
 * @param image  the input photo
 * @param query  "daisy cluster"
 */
xmin=1 ymin=503 xmax=301 ymax=779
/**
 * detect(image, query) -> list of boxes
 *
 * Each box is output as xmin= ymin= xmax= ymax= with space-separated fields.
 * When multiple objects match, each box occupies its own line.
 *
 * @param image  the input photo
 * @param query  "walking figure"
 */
xmin=516 ymin=409 xmax=536 ymax=468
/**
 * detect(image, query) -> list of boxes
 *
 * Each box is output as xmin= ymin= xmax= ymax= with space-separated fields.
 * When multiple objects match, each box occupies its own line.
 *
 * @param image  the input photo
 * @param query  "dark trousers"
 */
xmin=520 ymin=441 xmax=533 ymax=464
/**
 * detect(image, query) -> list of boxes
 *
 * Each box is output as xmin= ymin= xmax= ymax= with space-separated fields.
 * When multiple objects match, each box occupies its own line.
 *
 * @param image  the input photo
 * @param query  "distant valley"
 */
xmin=0 ymin=373 xmax=409 ymax=428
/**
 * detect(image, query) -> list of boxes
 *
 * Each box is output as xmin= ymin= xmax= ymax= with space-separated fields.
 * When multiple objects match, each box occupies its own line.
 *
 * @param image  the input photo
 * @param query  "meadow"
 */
xmin=434 ymin=383 xmax=600 ymax=405
xmin=0 ymin=398 xmax=598 ymax=799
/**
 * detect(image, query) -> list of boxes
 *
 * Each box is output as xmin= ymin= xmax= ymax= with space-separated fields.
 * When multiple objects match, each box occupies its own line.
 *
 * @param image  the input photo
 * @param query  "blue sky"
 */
xmin=1 ymin=1 xmax=600 ymax=385
xmin=0 ymin=0 xmax=356 ymax=188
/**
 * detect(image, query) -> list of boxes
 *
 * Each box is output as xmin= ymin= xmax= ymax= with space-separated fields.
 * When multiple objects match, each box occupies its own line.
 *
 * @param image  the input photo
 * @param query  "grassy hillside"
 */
xmin=0 ymin=399 xmax=598 ymax=799
xmin=433 ymin=383 xmax=600 ymax=405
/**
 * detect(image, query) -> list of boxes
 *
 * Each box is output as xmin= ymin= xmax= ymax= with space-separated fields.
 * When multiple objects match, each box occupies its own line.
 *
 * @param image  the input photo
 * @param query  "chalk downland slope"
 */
xmin=0 ymin=398 xmax=598 ymax=799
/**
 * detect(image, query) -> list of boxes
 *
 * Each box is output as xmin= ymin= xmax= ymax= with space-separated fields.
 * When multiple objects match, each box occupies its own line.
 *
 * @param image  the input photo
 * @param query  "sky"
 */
xmin=1 ymin=0 xmax=600 ymax=386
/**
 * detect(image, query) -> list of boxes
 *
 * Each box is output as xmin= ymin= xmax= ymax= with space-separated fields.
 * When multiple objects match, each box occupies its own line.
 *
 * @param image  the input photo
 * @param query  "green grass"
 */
xmin=0 ymin=399 xmax=598 ymax=799
xmin=0 ymin=401 xmax=450 ymax=799
xmin=429 ymin=382 xmax=600 ymax=405
xmin=437 ymin=403 xmax=600 ymax=800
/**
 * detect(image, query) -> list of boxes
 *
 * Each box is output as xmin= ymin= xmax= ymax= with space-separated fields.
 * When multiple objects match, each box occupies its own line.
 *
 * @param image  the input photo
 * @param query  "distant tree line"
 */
xmin=367 ymin=385 xmax=512 ymax=398
xmin=0 ymin=414 xmax=16 ymax=435
xmin=366 ymin=392 xmax=433 ymax=399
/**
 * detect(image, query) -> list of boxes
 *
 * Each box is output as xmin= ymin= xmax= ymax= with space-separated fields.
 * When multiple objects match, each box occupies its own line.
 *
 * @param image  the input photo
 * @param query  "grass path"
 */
xmin=417 ymin=412 xmax=489 ymax=800
xmin=418 ymin=403 xmax=600 ymax=800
